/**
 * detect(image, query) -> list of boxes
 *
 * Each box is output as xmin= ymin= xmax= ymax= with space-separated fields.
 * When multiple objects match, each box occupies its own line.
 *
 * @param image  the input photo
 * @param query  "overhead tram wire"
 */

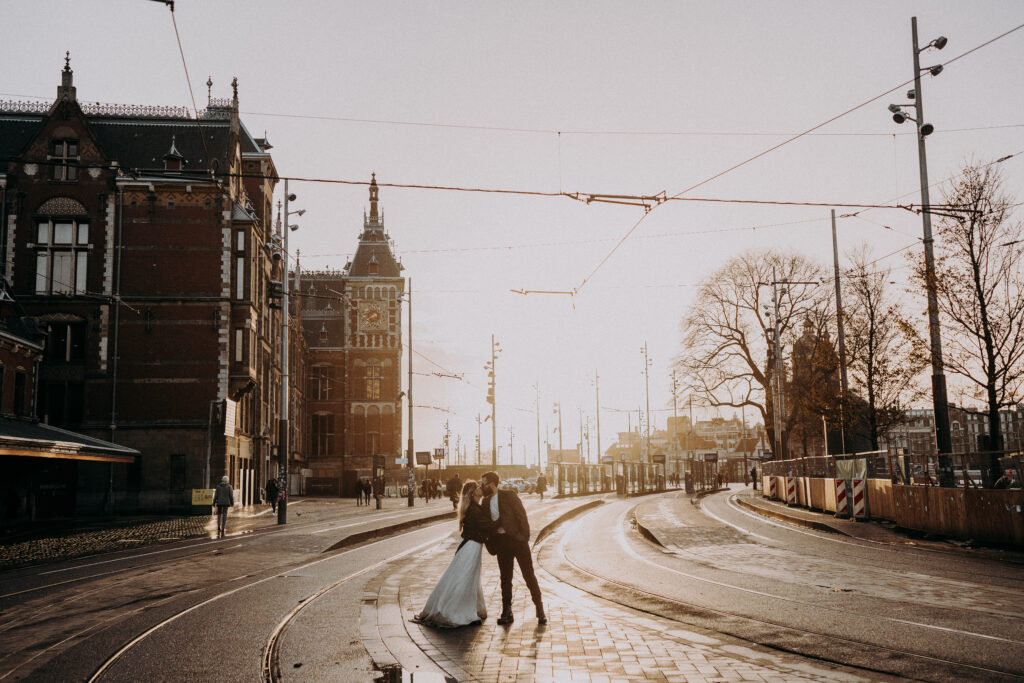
xmin=571 ymin=21 xmax=1024 ymax=296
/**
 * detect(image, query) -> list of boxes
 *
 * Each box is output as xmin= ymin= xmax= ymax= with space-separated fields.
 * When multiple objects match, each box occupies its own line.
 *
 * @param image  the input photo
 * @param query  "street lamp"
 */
xmin=398 ymin=283 xmax=415 ymax=506
xmin=276 ymin=180 xmax=302 ymax=524
xmin=484 ymin=335 xmax=502 ymax=466
xmin=887 ymin=17 xmax=954 ymax=484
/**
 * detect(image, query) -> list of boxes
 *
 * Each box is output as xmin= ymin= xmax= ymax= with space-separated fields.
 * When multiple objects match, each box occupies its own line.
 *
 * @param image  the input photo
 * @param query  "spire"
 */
xmin=163 ymin=135 xmax=184 ymax=170
xmin=206 ymin=76 xmax=213 ymax=105
xmin=229 ymin=76 xmax=240 ymax=134
xmin=58 ymin=51 xmax=76 ymax=102
xmin=369 ymin=172 xmax=379 ymax=222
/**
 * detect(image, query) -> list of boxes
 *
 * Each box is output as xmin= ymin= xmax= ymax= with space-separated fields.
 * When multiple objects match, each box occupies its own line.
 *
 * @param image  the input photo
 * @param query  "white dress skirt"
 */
xmin=415 ymin=539 xmax=487 ymax=628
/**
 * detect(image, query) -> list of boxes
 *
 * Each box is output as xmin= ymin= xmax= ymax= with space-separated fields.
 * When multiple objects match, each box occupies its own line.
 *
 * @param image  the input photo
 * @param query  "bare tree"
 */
xmin=845 ymin=244 xmax=926 ymax=450
xmin=675 ymin=250 xmax=827 ymax=458
xmin=910 ymin=162 xmax=1024 ymax=483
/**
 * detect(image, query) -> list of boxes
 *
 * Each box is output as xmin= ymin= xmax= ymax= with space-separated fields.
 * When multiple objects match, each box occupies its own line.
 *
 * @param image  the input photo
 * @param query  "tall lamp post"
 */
xmin=277 ymin=180 xmax=304 ymax=524
xmin=888 ymin=17 xmax=953 ymax=484
xmin=484 ymin=335 xmax=501 ymax=466
xmin=402 ymin=281 xmax=415 ymax=506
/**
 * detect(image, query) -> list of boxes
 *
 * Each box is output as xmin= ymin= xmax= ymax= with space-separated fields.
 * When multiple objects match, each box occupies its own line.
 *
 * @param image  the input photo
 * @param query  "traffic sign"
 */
xmin=434 ymin=448 xmax=445 ymax=458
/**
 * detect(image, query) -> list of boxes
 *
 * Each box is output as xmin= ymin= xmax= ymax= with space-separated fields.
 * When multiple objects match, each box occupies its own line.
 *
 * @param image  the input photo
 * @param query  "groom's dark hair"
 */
xmin=481 ymin=471 xmax=500 ymax=486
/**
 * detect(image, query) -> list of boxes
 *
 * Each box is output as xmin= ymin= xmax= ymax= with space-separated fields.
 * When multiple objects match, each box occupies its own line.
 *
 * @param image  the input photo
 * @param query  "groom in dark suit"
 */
xmin=481 ymin=471 xmax=546 ymax=625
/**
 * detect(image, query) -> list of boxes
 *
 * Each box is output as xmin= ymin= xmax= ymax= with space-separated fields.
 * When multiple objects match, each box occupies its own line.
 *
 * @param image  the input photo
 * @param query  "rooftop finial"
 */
xmin=231 ymin=76 xmax=238 ymax=102
xmin=369 ymin=172 xmax=379 ymax=221
xmin=58 ymin=51 xmax=76 ymax=102
xmin=206 ymin=76 xmax=212 ymax=105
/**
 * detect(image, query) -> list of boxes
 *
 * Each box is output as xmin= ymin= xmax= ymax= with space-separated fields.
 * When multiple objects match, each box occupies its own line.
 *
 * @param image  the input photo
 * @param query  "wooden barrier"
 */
xmin=755 ymin=475 xmax=1023 ymax=546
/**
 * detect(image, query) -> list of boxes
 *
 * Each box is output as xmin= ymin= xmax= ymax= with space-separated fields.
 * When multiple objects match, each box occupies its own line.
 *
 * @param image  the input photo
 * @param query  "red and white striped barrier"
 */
xmin=785 ymin=477 xmax=798 ymax=506
xmin=835 ymin=479 xmax=849 ymax=518
xmin=768 ymin=477 xmax=777 ymax=499
xmin=852 ymin=478 xmax=867 ymax=519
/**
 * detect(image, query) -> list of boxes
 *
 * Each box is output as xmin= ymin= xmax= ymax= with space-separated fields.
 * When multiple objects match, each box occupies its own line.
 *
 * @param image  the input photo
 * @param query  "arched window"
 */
xmin=365 ymin=362 xmax=381 ymax=400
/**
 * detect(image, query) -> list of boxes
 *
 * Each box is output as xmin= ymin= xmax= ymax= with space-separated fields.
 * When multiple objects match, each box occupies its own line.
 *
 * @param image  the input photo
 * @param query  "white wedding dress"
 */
xmin=415 ymin=538 xmax=487 ymax=628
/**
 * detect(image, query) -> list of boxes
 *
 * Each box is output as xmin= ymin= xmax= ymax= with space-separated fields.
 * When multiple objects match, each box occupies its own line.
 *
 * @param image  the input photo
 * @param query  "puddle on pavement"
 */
xmin=376 ymin=664 xmax=457 ymax=683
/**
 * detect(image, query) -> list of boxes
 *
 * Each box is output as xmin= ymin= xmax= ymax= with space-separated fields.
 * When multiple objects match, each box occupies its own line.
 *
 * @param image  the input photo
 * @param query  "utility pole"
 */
xmin=405 ymin=280 xmax=415 ymax=506
xmin=533 ymin=383 xmax=541 ymax=470
xmin=594 ymin=370 xmax=601 ymax=466
xmin=555 ymin=402 xmax=563 ymax=455
xmin=485 ymin=335 xmax=501 ymax=467
xmin=671 ymin=370 xmax=679 ymax=477
xmin=641 ymin=341 xmax=652 ymax=461
xmin=475 ymin=413 xmax=482 ymax=465
xmin=578 ymin=407 xmax=584 ymax=463
xmin=689 ymin=394 xmax=694 ymax=461
xmin=831 ymin=209 xmax=849 ymax=454
xmin=771 ymin=272 xmax=786 ymax=461
xmin=910 ymin=16 xmax=953 ymax=476
xmin=277 ymin=180 xmax=295 ymax=525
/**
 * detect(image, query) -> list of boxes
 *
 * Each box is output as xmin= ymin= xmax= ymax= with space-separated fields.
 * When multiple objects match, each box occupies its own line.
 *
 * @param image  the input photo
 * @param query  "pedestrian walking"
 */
xmin=362 ymin=478 xmax=372 ymax=506
xmin=750 ymin=466 xmax=758 ymax=490
xmin=535 ymin=473 xmax=547 ymax=501
xmin=266 ymin=477 xmax=280 ymax=514
xmin=214 ymin=475 xmax=234 ymax=538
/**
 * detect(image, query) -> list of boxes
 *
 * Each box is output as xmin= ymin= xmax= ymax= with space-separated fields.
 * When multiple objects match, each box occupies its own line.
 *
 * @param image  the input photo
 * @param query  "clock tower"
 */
xmin=339 ymin=174 xmax=404 ymax=490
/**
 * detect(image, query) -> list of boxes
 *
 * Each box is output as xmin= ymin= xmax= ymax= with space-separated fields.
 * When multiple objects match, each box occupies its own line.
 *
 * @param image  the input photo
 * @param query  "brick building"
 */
xmin=0 ymin=58 xmax=292 ymax=512
xmin=299 ymin=175 xmax=404 ymax=496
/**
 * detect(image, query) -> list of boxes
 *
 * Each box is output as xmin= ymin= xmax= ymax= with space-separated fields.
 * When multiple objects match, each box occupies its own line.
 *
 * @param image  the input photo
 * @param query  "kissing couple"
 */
xmin=414 ymin=471 xmax=546 ymax=627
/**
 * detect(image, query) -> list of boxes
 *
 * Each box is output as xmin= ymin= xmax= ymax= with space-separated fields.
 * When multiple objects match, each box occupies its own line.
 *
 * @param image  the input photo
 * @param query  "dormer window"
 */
xmin=49 ymin=139 xmax=79 ymax=181
xmin=368 ymin=255 xmax=379 ymax=275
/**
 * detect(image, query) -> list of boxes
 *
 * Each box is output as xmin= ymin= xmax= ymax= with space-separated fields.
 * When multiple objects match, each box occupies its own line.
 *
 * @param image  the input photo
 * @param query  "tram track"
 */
xmin=542 ymin=502 xmax=1024 ymax=682
xmin=87 ymin=523 xmax=452 ymax=682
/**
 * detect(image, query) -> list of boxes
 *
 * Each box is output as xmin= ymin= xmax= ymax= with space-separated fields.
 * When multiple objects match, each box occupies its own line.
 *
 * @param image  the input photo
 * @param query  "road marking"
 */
xmin=597 ymin=506 xmax=1024 ymax=646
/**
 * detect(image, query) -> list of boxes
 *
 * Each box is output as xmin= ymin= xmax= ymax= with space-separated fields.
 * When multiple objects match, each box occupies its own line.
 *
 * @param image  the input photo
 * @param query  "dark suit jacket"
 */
xmin=484 ymin=489 xmax=530 ymax=555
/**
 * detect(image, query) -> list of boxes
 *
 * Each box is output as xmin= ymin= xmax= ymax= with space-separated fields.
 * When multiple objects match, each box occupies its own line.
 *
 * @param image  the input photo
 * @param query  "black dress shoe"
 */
xmin=497 ymin=612 xmax=514 ymax=625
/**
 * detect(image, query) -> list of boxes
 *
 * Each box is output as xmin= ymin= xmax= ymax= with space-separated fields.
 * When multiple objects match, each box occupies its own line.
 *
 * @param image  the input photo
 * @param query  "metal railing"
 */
xmin=762 ymin=451 xmax=1022 ymax=489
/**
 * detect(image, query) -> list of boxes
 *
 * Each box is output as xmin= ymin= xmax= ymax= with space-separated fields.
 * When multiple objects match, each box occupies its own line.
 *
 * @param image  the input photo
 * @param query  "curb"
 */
xmin=734 ymin=495 xmax=849 ymax=536
xmin=533 ymin=499 xmax=606 ymax=548
xmin=322 ymin=510 xmax=457 ymax=552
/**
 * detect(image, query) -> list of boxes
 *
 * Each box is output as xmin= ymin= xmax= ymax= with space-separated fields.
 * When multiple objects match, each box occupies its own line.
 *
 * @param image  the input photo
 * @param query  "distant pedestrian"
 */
xmin=536 ymin=473 xmax=547 ymax=501
xmin=446 ymin=474 xmax=462 ymax=509
xmin=266 ymin=477 xmax=280 ymax=513
xmin=214 ymin=475 xmax=234 ymax=538
xmin=750 ymin=466 xmax=758 ymax=490
xmin=362 ymin=478 xmax=372 ymax=506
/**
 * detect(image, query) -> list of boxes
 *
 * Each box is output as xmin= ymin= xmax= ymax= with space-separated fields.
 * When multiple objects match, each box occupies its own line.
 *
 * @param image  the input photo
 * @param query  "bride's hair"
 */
xmin=457 ymin=480 xmax=478 ymax=532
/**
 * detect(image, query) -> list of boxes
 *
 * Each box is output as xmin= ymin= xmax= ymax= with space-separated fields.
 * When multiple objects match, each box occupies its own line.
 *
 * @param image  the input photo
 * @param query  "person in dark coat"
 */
xmin=213 ymin=475 xmax=234 ymax=538
xmin=362 ymin=478 xmax=372 ymax=506
xmin=535 ymin=473 xmax=547 ymax=501
xmin=750 ymin=466 xmax=758 ymax=490
xmin=446 ymin=474 xmax=462 ymax=509
xmin=480 ymin=471 xmax=545 ymax=626
xmin=266 ymin=477 xmax=280 ymax=513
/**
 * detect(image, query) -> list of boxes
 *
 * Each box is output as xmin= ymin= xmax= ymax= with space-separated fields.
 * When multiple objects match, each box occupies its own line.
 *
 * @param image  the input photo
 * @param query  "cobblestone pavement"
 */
xmin=366 ymin=531 xmax=868 ymax=682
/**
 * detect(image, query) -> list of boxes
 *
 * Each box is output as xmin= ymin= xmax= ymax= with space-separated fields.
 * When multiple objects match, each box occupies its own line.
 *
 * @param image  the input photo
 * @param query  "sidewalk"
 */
xmin=0 ymin=495 xmax=455 ymax=570
xmin=361 ymin=497 xmax=867 ymax=683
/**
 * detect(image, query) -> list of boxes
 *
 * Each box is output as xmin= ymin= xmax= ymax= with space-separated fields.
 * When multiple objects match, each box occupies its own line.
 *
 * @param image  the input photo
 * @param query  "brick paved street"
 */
xmin=366 ymin=529 xmax=869 ymax=682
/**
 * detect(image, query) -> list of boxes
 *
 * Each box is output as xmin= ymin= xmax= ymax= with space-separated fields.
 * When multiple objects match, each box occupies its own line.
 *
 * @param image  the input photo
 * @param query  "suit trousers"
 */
xmin=495 ymin=534 xmax=542 ymax=611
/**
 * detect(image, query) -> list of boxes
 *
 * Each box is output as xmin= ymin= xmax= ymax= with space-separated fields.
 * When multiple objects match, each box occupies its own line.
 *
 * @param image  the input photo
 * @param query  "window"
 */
xmin=13 ymin=371 xmax=26 ymax=416
xmin=35 ymin=218 xmax=89 ymax=295
xmin=310 ymin=365 xmax=332 ymax=400
xmin=235 ymin=328 xmax=244 ymax=363
xmin=49 ymin=139 xmax=79 ymax=181
xmin=46 ymin=322 xmax=86 ymax=362
xmin=311 ymin=413 xmax=334 ymax=456
xmin=365 ymin=364 xmax=381 ymax=400
xmin=235 ymin=256 xmax=245 ymax=299
xmin=236 ymin=230 xmax=246 ymax=252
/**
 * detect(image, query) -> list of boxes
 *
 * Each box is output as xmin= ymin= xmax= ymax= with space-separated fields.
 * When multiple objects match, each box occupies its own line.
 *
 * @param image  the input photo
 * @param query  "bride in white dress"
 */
xmin=414 ymin=480 xmax=494 ymax=628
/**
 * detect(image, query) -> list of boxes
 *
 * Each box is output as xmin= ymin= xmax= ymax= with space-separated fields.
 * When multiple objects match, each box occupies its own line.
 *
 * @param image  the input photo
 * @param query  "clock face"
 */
xmin=359 ymin=303 xmax=387 ymax=331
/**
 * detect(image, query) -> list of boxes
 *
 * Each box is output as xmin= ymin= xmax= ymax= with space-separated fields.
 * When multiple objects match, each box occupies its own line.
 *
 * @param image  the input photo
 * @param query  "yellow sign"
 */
xmin=192 ymin=488 xmax=215 ymax=505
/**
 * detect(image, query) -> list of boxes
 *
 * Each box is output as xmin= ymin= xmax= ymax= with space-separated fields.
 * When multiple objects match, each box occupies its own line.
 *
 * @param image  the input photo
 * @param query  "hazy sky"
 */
xmin=4 ymin=1 xmax=1023 ymax=464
